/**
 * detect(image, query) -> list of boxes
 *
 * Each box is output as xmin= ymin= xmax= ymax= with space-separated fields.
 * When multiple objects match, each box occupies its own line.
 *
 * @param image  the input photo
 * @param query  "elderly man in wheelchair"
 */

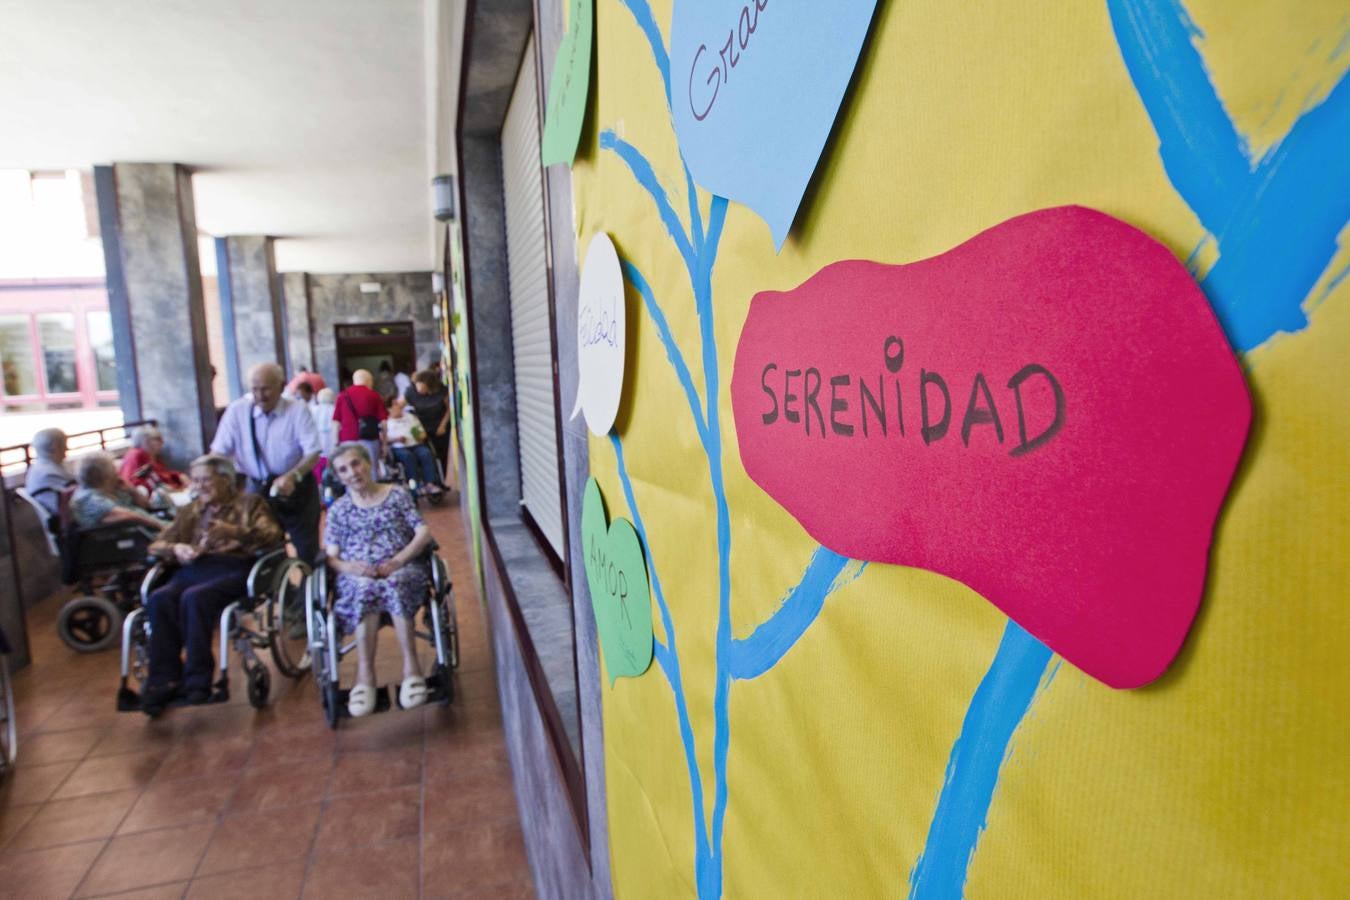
xmin=307 ymin=442 xmax=458 ymax=727
xmin=132 ymin=454 xmax=292 ymax=716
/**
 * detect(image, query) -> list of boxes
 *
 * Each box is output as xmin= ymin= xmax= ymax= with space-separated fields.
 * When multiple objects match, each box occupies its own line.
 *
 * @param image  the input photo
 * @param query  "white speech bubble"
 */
xmin=573 ymin=231 xmax=625 ymax=436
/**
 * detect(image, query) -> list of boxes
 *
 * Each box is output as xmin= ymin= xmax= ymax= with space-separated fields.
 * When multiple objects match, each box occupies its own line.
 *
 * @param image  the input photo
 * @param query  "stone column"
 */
xmin=217 ymin=235 xmax=285 ymax=392
xmin=0 ymin=491 xmax=31 ymax=669
xmin=281 ymin=271 xmax=314 ymax=374
xmin=94 ymin=163 xmax=215 ymax=468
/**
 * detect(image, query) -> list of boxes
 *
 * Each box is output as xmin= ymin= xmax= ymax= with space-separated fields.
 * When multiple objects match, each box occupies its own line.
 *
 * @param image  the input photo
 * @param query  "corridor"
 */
xmin=0 ymin=501 xmax=533 ymax=899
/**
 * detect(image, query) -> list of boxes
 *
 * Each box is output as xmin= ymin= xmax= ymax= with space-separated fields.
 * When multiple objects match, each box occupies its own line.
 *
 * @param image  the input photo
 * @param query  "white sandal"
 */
xmin=348 ymin=683 xmax=376 ymax=717
xmin=399 ymin=676 xmax=428 ymax=709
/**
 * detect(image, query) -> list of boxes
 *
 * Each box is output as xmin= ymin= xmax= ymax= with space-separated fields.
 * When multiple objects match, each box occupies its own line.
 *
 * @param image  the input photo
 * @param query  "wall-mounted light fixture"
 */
xmin=432 ymin=174 xmax=456 ymax=222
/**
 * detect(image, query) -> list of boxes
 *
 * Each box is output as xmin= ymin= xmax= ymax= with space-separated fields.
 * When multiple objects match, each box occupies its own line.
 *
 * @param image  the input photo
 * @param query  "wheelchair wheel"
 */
xmin=307 ymin=596 xmax=341 ymax=729
xmin=321 ymin=681 xmax=341 ymax=729
xmin=246 ymin=665 xmax=271 ymax=709
xmin=0 ymin=656 xmax=16 ymax=768
xmin=57 ymin=596 xmax=122 ymax=653
xmin=269 ymin=560 xmax=311 ymax=678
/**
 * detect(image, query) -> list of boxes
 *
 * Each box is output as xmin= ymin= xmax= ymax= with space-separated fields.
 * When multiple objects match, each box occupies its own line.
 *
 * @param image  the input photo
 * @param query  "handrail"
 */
xmin=0 ymin=418 xmax=158 ymax=481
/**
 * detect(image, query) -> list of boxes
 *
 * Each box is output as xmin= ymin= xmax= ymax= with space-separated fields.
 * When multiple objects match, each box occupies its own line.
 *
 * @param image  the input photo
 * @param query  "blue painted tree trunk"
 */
xmin=909 ymin=621 xmax=1053 ymax=899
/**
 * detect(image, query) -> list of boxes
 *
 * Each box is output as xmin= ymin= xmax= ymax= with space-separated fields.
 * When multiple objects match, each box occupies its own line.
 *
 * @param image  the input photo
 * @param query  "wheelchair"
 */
xmin=14 ymin=486 xmax=163 ymax=653
xmin=116 ymin=547 xmax=312 ymax=713
xmin=304 ymin=550 xmax=459 ymax=728
xmin=0 ymin=625 xmax=15 ymax=774
xmin=383 ymin=445 xmax=449 ymax=506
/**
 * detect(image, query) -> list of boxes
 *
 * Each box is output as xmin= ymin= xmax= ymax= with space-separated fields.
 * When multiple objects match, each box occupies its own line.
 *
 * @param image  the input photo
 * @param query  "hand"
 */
xmin=173 ymin=543 xmax=199 ymax=564
xmin=354 ymin=561 xmax=381 ymax=579
xmin=374 ymin=558 xmax=401 ymax=578
xmin=273 ymin=472 xmax=297 ymax=497
xmin=436 ymin=423 xmax=448 ymax=437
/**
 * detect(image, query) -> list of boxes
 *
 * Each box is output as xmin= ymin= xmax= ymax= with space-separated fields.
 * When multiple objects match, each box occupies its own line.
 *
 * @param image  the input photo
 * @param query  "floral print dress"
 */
xmin=324 ymin=486 xmax=428 ymax=632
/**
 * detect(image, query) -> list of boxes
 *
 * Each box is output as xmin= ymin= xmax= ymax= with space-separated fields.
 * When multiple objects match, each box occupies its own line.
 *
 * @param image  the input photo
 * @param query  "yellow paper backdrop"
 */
xmin=567 ymin=0 xmax=1350 ymax=896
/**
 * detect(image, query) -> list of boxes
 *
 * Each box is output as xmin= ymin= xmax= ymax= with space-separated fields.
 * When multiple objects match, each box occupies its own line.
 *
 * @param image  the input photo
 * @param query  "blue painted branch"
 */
xmin=600 ymin=130 xmax=696 ymax=273
xmin=909 ymin=621 xmax=1054 ymax=899
xmin=615 ymin=0 xmax=672 ymax=105
xmin=729 ymin=547 xmax=850 ymax=681
xmin=620 ymin=259 xmax=710 ymax=443
xmin=609 ymin=433 xmax=713 ymax=873
xmin=1107 ymin=0 xmax=1250 ymax=229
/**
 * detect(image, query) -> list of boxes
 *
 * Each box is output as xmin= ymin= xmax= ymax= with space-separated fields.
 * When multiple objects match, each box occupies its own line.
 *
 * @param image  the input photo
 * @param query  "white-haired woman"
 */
xmin=119 ymin=425 xmax=188 ymax=494
xmin=70 ymin=453 xmax=166 ymax=532
xmin=324 ymin=442 xmax=433 ymax=715
xmin=141 ymin=454 xmax=283 ymax=714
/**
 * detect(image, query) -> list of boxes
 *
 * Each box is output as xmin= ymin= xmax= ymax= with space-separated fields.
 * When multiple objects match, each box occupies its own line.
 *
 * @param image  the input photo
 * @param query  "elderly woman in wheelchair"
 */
xmin=136 ymin=454 xmax=284 ymax=715
xmin=318 ymin=441 xmax=455 ymax=719
xmin=71 ymin=453 xmax=167 ymax=532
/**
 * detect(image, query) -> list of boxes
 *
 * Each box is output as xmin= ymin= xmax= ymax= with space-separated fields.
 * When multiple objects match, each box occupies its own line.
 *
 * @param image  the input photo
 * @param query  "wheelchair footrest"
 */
xmin=116 ymin=686 xmax=230 ymax=713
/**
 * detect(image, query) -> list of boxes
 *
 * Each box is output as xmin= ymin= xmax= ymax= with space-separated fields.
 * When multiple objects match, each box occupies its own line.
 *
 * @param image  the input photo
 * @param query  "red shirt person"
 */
xmin=333 ymin=369 xmax=388 ymax=443
xmin=119 ymin=425 xmax=188 ymax=493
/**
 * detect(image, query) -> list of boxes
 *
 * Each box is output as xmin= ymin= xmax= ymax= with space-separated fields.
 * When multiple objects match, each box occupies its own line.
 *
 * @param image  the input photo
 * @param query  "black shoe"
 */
xmin=141 ymin=683 xmax=178 ymax=717
xmin=184 ymin=688 xmax=210 ymax=705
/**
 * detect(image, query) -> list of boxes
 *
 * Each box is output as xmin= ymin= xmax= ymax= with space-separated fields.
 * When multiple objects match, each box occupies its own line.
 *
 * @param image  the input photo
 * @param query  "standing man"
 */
xmin=334 ymin=368 xmax=388 ymax=471
xmin=210 ymin=363 xmax=322 ymax=565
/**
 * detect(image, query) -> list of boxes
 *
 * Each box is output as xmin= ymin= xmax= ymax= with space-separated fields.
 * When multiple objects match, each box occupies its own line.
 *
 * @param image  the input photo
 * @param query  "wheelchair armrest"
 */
xmin=140 ymin=560 xmax=173 ymax=605
xmin=246 ymin=545 xmax=290 ymax=598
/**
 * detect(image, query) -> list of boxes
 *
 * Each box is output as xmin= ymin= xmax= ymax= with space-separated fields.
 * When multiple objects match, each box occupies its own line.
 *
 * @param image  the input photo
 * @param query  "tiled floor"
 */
xmin=0 ymin=500 xmax=534 ymax=899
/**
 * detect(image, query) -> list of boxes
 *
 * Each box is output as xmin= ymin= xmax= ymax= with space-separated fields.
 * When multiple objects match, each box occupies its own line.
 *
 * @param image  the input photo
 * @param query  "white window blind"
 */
xmin=501 ymin=34 xmax=564 ymax=558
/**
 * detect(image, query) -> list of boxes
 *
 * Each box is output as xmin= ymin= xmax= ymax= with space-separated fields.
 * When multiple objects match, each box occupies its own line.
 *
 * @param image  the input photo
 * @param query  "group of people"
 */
xmin=25 ymin=356 xmax=455 ymax=718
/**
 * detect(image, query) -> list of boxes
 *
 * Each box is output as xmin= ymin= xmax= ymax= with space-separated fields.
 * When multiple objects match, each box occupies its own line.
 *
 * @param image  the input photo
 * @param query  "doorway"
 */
xmin=333 ymin=321 xmax=417 ymax=389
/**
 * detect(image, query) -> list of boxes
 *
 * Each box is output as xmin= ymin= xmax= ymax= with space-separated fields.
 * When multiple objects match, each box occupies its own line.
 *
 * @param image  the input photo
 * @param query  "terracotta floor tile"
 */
xmin=0 ymin=838 xmax=107 ymax=900
xmin=15 ymin=726 xmax=109 ymax=764
xmin=86 ymin=881 xmax=189 ymax=899
xmin=423 ymin=768 xmax=518 ymax=833
xmin=226 ymin=758 xmax=333 ymax=815
xmin=89 ymin=721 xmax=179 ymax=758
xmin=53 ymin=751 xmax=166 ymax=800
xmin=422 ymin=821 xmax=530 ymax=894
xmin=314 ymin=785 xmax=421 ymax=853
xmin=195 ymin=802 xmax=320 ymax=876
xmin=424 ymin=733 xmax=510 ymax=784
xmin=245 ymin=720 xmax=338 ymax=766
xmin=334 ymin=708 xmax=426 ymax=753
xmin=35 ymin=703 xmax=122 ymax=735
xmin=329 ymin=745 xmax=422 ymax=797
xmin=0 ymin=761 xmax=78 ymax=807
xmin=0 ymin=803 xmax=41 ymax=850
xmin=151 ymin=739 xmax=252 ymax=784
xmin=427 ymin=875 xmax=536 ymax=900
xmin=118 ymin=776 xmax=238 ymax=835
xmin=302 ymin=837 xmax=419 ymax=900
xmin=185 ymin=859 xmax=304 ymax=899
xmin=74 ymin=823 xmax=214 ymax=897
xmin=9 ymin=789 xmax=139 ymax=851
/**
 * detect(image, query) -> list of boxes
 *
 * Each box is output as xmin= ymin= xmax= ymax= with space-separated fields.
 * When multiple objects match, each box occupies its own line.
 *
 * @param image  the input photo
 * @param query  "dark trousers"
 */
xmin=146 ymin=556 xmax=252 ymax=692
xmin=252 ymin=475 xmax=321 ymax=566
xmin=392 ymin=444 xmax=441 ymax=487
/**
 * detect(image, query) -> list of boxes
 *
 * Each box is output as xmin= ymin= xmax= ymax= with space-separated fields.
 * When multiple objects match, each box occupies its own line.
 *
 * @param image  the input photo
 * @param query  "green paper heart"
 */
xmin=540 ymin=0 xmax=594 ymax=167
xmin=582 ymin=477 xmax=653 ymax=685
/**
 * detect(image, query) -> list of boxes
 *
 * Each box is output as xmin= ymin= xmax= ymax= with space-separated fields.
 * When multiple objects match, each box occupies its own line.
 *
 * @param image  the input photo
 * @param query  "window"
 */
xmin=0 ymin=314 xmax=37 ymax=397
xmin=37 ymin=312 xmax=78 ymax=394
xmin=87 ymin=310 xmax=117 ymax=391
xmin=502 ymin=33 xmax=565 ymax=559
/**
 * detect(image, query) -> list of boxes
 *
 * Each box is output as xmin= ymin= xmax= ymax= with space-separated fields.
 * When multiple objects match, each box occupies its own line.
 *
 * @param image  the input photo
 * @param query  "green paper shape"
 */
xmin=581 ymin=477 xmax=653 ymax=685
xmin=540 ymin=0 xmax=594 ymax=167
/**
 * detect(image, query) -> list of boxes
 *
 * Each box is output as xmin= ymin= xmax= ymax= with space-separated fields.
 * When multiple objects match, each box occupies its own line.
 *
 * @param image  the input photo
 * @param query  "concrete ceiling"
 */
xmin=0 ymin=0 xmax=459 ymax=274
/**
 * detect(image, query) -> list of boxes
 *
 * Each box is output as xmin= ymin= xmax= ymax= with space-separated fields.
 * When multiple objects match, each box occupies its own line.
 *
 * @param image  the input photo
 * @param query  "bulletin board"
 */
xmin=566 ymin=0 xmax=1350 ymax=896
